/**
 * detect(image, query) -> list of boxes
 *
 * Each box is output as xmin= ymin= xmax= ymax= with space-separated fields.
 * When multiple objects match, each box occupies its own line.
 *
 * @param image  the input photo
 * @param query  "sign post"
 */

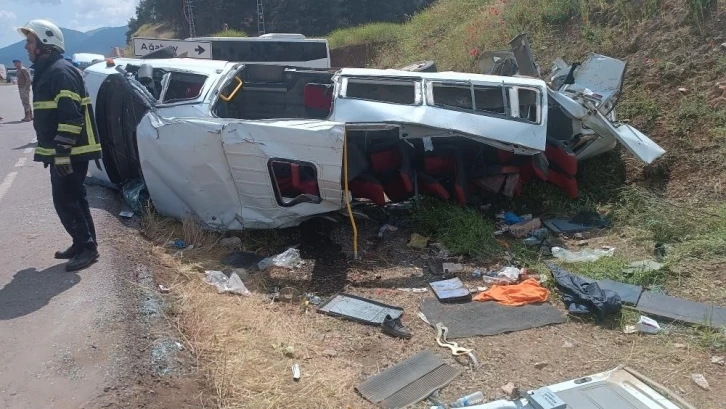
xmin=132 ymin=37 xmax=212 ymax=59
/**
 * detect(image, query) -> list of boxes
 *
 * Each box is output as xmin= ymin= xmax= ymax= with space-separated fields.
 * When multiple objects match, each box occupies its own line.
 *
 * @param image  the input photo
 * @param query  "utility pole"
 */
xmin=185 ymin=0 xmax=197 ymax=38
xmin=256 ymin=0 xmax=266 ymax=36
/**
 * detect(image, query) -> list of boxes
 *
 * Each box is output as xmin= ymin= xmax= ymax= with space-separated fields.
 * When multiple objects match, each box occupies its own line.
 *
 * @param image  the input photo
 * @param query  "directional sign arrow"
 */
xmin=195 ymin=45 xmax=206 ymax=55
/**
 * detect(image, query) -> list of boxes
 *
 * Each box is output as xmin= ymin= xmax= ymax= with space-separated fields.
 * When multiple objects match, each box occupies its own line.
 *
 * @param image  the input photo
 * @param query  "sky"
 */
xmin=0 ymin=0 xmax=138 ymax=48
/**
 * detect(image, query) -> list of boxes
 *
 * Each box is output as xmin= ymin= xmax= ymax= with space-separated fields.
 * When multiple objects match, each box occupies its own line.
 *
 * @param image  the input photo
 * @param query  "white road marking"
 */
xmin=0 ymin=172 xmax=18 ymax=203
xmin=14 ymin=158 xmax=26 ymax=167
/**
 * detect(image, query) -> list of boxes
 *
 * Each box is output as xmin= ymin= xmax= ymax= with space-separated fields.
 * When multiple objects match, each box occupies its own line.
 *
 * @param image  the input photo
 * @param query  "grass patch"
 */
xmin=327 ymin=22 xmax=401 ymax=49
xmin=131 ymin=23 xmax=176 ymax=40
xmin=411 ymin=197 xmax=503 ymax=259
xmin=617 ymin=87 xmax=662 ymax=131
xmin=687 ymin=0 xmax=718 ymax=23
xmin=210 ymin=29 xmax=247 ymax=37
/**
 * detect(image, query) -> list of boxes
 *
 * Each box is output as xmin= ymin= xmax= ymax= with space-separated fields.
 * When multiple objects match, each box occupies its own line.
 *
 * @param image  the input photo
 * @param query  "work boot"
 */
xmin=381 ymin=314 xmax=412 ymax=339
xmin=65 ymin=247 xmax=100 ymax=272
xmin=55 ymin=245 xmax=79 ymax=260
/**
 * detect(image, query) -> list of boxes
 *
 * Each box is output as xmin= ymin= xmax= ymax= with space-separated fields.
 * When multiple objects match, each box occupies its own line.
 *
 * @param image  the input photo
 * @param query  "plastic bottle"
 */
xmin=451 ymin=391 xmax=485 ymax=407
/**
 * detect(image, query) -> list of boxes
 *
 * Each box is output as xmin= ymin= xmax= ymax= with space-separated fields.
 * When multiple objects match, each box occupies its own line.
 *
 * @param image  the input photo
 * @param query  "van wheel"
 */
xmin=398 ymin=60 xmax=437 ymax=72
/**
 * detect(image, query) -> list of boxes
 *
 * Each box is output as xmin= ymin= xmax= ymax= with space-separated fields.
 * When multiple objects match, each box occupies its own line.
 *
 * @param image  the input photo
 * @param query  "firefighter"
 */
xmin=18 ymin=19 xmax=102 ymax=272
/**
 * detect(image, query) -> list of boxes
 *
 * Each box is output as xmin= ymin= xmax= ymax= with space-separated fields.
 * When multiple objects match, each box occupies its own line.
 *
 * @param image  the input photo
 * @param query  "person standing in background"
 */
xmin=14 ymin=59 xmax=33 ymax=122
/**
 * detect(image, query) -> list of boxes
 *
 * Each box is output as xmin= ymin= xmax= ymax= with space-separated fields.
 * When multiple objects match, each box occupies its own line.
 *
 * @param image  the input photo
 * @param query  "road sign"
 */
xmin=132 ymin=37 xmax=212 ymax=59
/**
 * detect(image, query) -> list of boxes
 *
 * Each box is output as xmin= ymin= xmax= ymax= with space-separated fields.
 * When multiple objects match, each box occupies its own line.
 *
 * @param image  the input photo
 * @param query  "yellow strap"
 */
xmin=58 ymin=124 xmax=82 ymax=134
xmin=35 ymin=144 xmax=102 ymax=156
xmin=34 ymin=101 xmax=57 ymax=109
xmin=33 ymin=96 xmax=90 ymax=110
xmin=55 ymin=90 xmax=82 ymax=103
xmin=84 ymin=107 xmax=97 ymax=147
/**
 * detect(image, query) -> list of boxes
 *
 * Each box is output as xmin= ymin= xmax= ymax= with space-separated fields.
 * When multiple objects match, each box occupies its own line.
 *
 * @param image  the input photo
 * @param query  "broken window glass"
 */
xmin=268 ymin=159 xmax=323 ymax=207
xmin=162 ymin=72 xmax=207 ymax=103
xmin=431 ymin=83 xmax=473 ymax=110
xmin=473 ymin=85 xmax=506 ymax=116
xmin=344 ymin=78 xmax=417 ymax=105
xmin=517 ymin=88 xmax=540 ymax=123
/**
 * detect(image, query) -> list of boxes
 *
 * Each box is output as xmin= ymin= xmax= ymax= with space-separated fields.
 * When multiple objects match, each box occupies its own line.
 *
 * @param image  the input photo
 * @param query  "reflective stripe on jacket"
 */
xmin=31 ymin=54 xmax=102 ymax=164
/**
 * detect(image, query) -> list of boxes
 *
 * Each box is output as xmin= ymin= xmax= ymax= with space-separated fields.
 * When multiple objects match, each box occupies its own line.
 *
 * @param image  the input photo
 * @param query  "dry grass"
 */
xmin=144 ymin=208 xmax=726 ymax=409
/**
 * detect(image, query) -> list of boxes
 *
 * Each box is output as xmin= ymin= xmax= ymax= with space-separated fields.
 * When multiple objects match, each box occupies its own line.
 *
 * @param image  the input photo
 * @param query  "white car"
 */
xmin=81 ymin=50 xmax=663 ymax=231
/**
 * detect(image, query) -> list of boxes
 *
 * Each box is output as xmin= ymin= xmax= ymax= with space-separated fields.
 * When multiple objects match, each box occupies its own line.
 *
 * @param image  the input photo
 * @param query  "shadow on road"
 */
xmin=2 ymin=120 xmax=27 ymax=125
xmin=0 ymin=265 xmax=81 ymax=320
xmin=12 ymin=142 xmax=35 ymax=150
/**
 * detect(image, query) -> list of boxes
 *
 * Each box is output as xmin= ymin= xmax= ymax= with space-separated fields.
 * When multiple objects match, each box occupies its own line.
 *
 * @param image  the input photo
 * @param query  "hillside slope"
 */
xmin=0 ymin=26 xmax=127 ymax=65
xmin=331 ymin=0 xmax=725 ymax=204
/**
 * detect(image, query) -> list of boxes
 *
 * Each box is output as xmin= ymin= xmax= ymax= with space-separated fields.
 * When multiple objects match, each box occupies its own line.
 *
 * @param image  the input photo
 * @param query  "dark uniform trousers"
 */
xmin=50 ymin=161 xmax=97 ymax=249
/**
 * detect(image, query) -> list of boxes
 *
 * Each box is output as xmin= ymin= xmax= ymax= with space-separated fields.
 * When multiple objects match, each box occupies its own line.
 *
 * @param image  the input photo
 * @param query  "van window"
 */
xmin=430 ymin=83 xmax=473 ymax=110
xmin=162 ymin=72 xmax=208 ymax=103
xmin=517 ymin=88 xmax=540 ymax=123
xmin=473 ymin=85 xmax=506 ymax=116
xmin=344 ymin=78 xmax=417 ymax=105
xmin=268 ymin=159 xmax=322 ymax=207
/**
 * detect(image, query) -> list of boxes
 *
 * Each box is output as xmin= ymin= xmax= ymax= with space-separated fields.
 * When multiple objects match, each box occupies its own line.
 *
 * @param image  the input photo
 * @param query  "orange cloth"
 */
xmin=473 ymin=278 xmax=550 ymax=306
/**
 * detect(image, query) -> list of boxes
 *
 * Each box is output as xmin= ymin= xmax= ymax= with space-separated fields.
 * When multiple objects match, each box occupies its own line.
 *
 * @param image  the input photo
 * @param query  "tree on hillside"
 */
xmin=128 ymin=0 xmax=435 ymax=39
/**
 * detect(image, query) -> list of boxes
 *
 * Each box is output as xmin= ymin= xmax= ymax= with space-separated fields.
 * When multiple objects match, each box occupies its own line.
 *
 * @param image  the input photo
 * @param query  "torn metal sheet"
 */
xmin=551 ymin=90 xmax=666 ymax=164
xmin=331 ymin=68 xmax=550 ymax=153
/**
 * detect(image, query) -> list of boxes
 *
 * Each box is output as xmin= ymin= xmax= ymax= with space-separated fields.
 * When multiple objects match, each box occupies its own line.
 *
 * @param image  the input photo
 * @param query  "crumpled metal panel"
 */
xmin=137 ymin=115 xmax=245 ymax=230
xmin=221 ymin=120 xmax=345 ymax=229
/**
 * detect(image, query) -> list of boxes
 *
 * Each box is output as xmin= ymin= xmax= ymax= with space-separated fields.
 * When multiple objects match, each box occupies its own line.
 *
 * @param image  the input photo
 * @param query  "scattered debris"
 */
xmin=398 ymin=287 xmax=428 ymax=293
xmin=430 ymin=277 xmax=472 ymax=303
xmin=636 ymin=291 xmax=726 ymax=329
xmin=305 ymin=294 xmax=322 ymax=305
xmin=624 ymin=316 xmax=661 ymax=334
xmin=282 ymin=346 xmax=295 ymax=358
xmin=473 ymin=278 xmax=550 ymax=306
xmin=277 ymin=287 xmax=302 ymax=303
xmin=691 ymin=373 xmax=710 ymax=390
xmin=551 ymin=246 xmax=615 ymax=263
xmin=548 ymin=263 xmax=622 ymax=320
xmin=534 ymin=361 xmax=548 ymax=370
xmin=292 ymin=363 xmax=301 ymax=381
xmin=317 ymin=293 xmax=403 ymax=325
xmin=501 ymin=382 xmax=519 ymax=400
xmin=257 ymin=248 xmax=303 ymax=270
xmin=121 ymin=179 xmax=149 ymax=215
xmin=597 ymin=279 xmax=643 ymax=306
xmin=419 ymin=298 xmax=565 ymax=339
xmin=377 ymin=224 xmax=398 ymax=238
xmin=220 ymin=236 xmax=242 ymax=249
xmin=158 ymin=284 xmax=171 ymax=294
xmin=407 ymin=233 xmax=430 ymax=249
xmin=622 ymin=260 xmax=664 ymax=275
xmin=356 ymin=350 xmax=461 ymax=409
xmin=562 ymin=341 xmax=575 ymax=348
xmin=678 ymin=87 xmax=688 ymax=93
xmin=711 ymin=356 xmax=725 ymax=366
xmin=118 ymin=206 xmax=134 ymax=219
xmin=442 ymin=262 xmax=464 ymax=274
xmin=322 ymin=349 xmax=338 ymax=358
xmin=381 ymin=314 xmax=412 ymax=339
xmin=509 ymin=218 xmax=542 ymax=238
xmin=451 ymin=391 xmax=485 ymax=408
xmin=204 ymin=270 xmax=251 ymax=296
xmin=544 ymin=211 xmax=611 ymax=234
xmin=674 ymin=343 xmax=688 ymax=349
xmin=636 ymin=316 xmax=661 ymax=334
xmin=435 ymin=323 xmax=473 ymax=356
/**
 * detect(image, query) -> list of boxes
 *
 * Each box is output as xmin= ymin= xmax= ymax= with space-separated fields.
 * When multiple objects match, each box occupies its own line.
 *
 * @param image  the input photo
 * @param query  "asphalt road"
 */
xmin=0 ymin=84 xmax=139 ymax=408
